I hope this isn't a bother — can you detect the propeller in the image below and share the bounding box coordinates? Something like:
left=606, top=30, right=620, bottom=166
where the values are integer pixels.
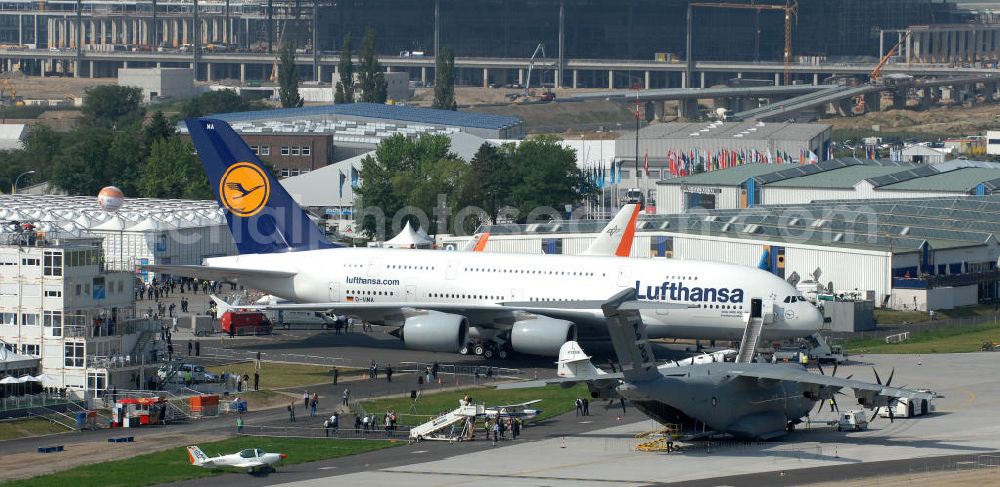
left=868, top=367, right=897, bottom=423
left=813, top=362, right=842, bottom=413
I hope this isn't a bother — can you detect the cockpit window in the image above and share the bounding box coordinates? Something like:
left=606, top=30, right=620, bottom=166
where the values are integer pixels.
left=239, top=449, right=255, bottom=458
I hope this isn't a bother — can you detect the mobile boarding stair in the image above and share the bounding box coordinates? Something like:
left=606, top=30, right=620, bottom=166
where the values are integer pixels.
left=735, top=298, right=771, bottom=363
left=409, top=404, right=483, bottom=442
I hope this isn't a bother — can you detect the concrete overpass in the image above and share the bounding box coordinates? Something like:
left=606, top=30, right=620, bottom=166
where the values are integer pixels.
left=2, top=46, right=999, bottom=89
left=732, top=75, right=998, bottom=122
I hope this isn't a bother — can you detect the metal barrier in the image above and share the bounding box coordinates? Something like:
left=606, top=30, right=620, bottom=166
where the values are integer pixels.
left=398, top=362, right=522, bottom=378
left=239, top=424, right=412, bottom=441
left=200, top=347, right=352, bottom=367
left=885, top=332, right=910, bottom=344
left=0, top=394, right=72, bottom=412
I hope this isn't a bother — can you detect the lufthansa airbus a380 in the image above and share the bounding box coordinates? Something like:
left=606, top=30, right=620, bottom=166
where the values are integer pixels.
left=146, top=118, right=823, bottom=358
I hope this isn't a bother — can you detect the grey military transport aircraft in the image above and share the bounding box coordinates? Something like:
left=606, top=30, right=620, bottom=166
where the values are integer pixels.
left=500, top=289, right=936, bottom=440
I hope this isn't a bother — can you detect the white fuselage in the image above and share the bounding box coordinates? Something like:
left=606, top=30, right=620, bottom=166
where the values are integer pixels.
left=207, top=247, right=823, bottom=341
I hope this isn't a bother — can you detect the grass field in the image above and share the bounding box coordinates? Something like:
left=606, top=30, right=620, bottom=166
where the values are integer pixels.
left=874, top=305, right=999, bottom=325
left=206, top=361, right=363, bottom=390
left=846, top=322, right=1000, bottom=354
left=0, top=436, right=399, bottom=487
left=356, top=383, right=589, bottom=427
left=0, top=417, right=72, bottom=441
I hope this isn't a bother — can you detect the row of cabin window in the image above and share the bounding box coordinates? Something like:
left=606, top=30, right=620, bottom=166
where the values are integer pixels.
left=388, top=265, right=435, bottom=270
left=464, top=267, right=599, bottom=277
left=429, top=293, right=502, bottom=301
left=347, top=290, right=396, bottom=296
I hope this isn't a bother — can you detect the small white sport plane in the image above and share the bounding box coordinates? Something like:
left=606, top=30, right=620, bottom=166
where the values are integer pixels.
left=483, top=399, right=543, bottom=421
left=187, top=445, right=286, bottom=473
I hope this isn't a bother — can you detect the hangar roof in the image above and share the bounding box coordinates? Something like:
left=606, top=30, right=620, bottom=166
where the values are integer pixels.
left=657, top=163, right=788, bottom=186
left=879, top=167, right=1000, bottom=192
left=209, top=103, right=523, bottom=131
left=478, top=195, right=1000, bottom=254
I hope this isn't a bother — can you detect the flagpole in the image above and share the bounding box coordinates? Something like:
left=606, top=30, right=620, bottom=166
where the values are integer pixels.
left=635, top=87, right=641, bottom=202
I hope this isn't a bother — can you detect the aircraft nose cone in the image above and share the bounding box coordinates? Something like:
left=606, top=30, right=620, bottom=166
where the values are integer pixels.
left=801, top=304, right=823, bottom=332
left=280, top=453, right=287, bottom=459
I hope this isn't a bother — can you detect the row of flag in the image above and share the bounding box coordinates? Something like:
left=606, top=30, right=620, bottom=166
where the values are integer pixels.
left=585, top=147, right=821, bottom=185
left=338, top=167, right=360, bottom=198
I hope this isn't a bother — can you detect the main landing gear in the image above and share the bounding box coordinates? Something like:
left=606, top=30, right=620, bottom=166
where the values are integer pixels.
left=459, top=340, right=511, bottom=359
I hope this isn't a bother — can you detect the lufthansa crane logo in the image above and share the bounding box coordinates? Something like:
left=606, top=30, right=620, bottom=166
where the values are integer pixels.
left=219, top=162, right=270, bottom=217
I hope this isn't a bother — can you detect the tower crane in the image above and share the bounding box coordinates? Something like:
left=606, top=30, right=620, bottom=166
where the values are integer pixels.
left=689, top=0, right=799, bottom=85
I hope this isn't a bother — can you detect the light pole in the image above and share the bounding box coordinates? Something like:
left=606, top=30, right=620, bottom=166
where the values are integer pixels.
left=12, top=170, right=35, bottom=194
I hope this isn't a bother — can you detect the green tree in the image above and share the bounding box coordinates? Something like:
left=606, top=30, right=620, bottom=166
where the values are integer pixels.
left=104, top=127, right=145, bottom=195
left=143, top=111, right=176, bottom=145
left=82, top=85, right=144, bottom=128
left=138, top=137, right=211, bottom=199
left=356, top=134, right=467, bottom=238
left=468, top=142, right=512, bottom=224
left=357, top=28, right=387, bottom=103
left=334, top=33, right=355, bottom=104
left=49, top=127, right=115, bottom=195
left=278, top=43, right=304, bottom=108
left=432, top=46, right=457, bottom=110
left=506, top=135, right=593, bottom=222
left=0, top=150, right=32, bottom=194
left=178, top=89, right=253, bottom=119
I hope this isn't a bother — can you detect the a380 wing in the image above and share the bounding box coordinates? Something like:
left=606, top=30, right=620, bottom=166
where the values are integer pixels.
left=727, top=367, right=936, bottom=407
left=213, top=300, right=687, bottom=332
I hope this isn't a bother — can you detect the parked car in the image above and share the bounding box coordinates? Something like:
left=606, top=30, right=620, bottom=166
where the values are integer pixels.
left=157, top=363, right=218, bottom=384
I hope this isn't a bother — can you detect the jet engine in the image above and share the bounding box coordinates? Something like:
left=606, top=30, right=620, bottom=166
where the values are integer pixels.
left=398, top=311, right=469, bottom=352
left=510, top=317, right=577, bottom=356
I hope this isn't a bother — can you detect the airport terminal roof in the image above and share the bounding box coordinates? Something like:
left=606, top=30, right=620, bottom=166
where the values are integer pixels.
left=0, top=195, right=225, bottom=239
left=208, top=103, right=523, bottom=131
left=478, top=195, right=1000, bottom=254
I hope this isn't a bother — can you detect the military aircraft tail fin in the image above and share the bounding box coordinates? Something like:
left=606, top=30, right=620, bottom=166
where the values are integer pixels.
left=556, top=341, right=606, bottom=379
left=601, top=289, right=660, bottom=383
left=187, top=446, right=209, bottom=466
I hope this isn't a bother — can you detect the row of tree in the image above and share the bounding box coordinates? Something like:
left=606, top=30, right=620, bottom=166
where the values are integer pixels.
left=333, top=28, right=388, bottom=104
left=1, top=85, right=267, bottom=198
left=355, top=134, right=594, bottom=237
left=326, top=29, right=457, bottom=110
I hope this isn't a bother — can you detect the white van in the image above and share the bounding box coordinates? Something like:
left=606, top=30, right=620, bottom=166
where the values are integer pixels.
left=837, top=410, right=868, bottom=431
left=256, top=295, right=336, bottom=328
